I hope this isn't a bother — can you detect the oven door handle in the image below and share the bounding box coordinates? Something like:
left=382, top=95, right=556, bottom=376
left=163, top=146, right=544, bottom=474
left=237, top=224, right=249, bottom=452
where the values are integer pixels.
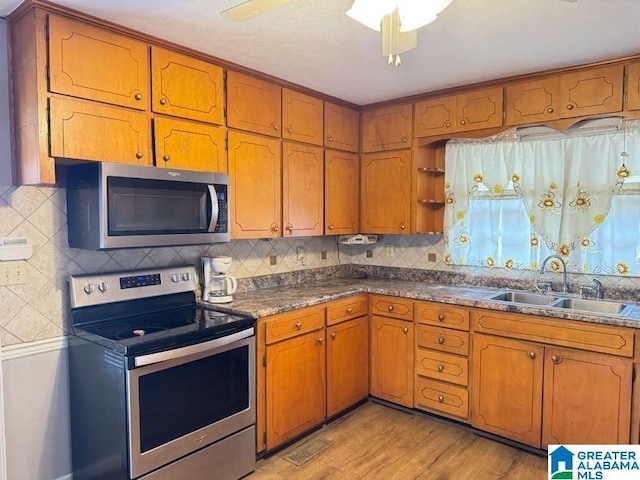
left=134, top=327, right=254, bottom=367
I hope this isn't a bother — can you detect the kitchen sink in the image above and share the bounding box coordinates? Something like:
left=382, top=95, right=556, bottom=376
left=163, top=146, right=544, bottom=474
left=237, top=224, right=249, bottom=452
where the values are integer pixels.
left=552, top=297, right=633, bottom=316
left=485, top=291, right=560, bottom=306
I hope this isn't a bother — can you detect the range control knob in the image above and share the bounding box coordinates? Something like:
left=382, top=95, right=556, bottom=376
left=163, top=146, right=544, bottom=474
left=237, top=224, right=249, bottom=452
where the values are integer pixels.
left=171, top=274, right=180, bottom=283
left=83, top=283, right=95, bottom=295
left=181, top=272, right=191, bottom=281
left=97, top=281, right=109, bottom=293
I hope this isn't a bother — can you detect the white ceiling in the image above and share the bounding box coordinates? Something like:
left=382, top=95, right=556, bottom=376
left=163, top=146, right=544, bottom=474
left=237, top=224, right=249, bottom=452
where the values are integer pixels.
left=2, top=0, right=640, bottom=106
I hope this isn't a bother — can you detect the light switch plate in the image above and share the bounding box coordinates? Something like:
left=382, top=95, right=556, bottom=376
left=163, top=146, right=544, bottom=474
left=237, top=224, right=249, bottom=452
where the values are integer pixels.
left=0, top=260, right=26, bottom=286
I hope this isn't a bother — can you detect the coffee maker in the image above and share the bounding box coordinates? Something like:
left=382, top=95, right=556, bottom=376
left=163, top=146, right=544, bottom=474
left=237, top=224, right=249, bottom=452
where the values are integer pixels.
left=202, top=256, right=238, bottom=303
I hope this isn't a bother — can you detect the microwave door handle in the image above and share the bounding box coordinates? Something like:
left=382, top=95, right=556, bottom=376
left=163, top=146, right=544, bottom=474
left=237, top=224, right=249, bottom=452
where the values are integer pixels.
left=134, top=327, right=254, bottom=367
left=207, top=185, right=219, bottom=232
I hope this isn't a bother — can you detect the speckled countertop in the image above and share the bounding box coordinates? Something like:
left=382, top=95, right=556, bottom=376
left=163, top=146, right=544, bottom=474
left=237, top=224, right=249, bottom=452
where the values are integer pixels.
left=202, top=276, right=640, bottom=329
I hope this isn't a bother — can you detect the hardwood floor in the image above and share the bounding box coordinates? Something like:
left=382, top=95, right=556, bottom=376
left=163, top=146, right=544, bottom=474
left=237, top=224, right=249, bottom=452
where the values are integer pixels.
left=251, top=401, right=548, bottom=479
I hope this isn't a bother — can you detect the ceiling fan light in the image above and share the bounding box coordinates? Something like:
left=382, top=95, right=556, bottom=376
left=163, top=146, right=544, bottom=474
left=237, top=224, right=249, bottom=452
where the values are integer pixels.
left=397, top=0, right=453, bottom=31
left=347, top=0, right=396, bottom=31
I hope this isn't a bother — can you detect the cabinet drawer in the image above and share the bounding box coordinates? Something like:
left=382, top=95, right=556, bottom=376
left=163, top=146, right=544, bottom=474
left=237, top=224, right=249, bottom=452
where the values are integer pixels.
left=370, top=295, right=413, bottom=320
left=416, top=324, right=469, bottom=355
left=326, top=295, right=369, bottom=326
left=415, top=376, right=468, bottom=420
left=415, top=302, right=469, bottom=331
left=416, top=349, right=468, bottom=386
left=264, top=305, right=325, bottom=344
left=471, top=309, right=634, bottom=357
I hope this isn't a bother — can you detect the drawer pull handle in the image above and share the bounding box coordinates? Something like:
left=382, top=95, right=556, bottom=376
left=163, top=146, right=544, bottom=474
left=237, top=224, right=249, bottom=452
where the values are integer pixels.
left=438, top=395, right=445, bottom=403
left=437, top=364, right=444, bottom=372
left=328, top=224, right=334, bottom=230
left=316, top=337, right=324, bottom=345
left=331, top=332, right=336, bottom=340
left=388, top=305, right=394, bottom=312
left=551, top=355, right=562, bottom=364
left=566, top=104, right=574, bottom=110
left=136, top=152, right=144, bottom=159
left=328, top=136, right=334, bottom=142
left=403, top=327, right=409, bottom=335
left=445, top=121, right=451, bottom=128
left=546, top=107, right=554, bottom=113
left=134, top=93, right=143, bottom=101
left=271, top=225, right=280, bottom=234
left=159, top=98, right=167, bottom=105
left=287, top=126, right=293, bottom=133
left=162, top=155, right=170, bottom=162
left=528, top=351, right=536, bottom=360
left=438, top=314, right=445, bottom=322
left=346, top=308, right=353, bottom=314
left=274, top=123, right=280, bottom=131
left=295, top=322, right=302, bottom=330
left=438, top=337, right=445, bottom=345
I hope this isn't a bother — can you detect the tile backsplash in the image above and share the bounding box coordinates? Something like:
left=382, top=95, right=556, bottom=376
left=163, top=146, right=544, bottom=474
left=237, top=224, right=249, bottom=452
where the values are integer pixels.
left=2, top=183, right=640, bottom=346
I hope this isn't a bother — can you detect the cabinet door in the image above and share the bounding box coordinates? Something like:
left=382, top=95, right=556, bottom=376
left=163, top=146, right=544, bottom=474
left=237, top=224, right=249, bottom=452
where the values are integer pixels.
left=282, top=89, right=323, bottom=146
left=282, top=142, right=324, bottom=237
left=361, top=150, right=411, bottom=234
left=48, top=15, right=149, bottom=110
left=266, top=330, right=326, bottom=450
left=471, top=334, right=543, bottom=448
left=542, top=347, right=632, bottom=448
left=226, top=71, right=281, bottom=137
left=154, top=117, right=226, bottom=172
left=370, top=315, right=414, bottom=408
left=327, top=317, right=369, bottom=417
left=228, top=131, right=281, bottom=239
left=151, top=47, right=224, bottom=125
left=362, top=104, right=412, bottom=152
left=626, top=62, right=640, bottom=111
left=456, top=87, right=504, bottom=132
left=560, top=65, right=624, bottom=118
left=324, top=150, right=359, bottom=235
left=324, top=102, right=359, bottom=152
left=505, top=77, right=561, bottom=125
left=49, top=96, right=151, bottom=165
left=414, top=96, right=456, bottom=137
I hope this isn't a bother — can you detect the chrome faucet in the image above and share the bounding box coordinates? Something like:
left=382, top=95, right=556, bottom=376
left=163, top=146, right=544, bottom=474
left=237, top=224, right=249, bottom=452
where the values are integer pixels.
left=540, top=255, right=568, bottom=293
left=592, top=278, right=604, bottom=300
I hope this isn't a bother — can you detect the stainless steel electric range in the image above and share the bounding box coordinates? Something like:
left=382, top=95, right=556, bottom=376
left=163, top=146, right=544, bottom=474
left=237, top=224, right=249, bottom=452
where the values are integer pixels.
left=68, top=265, right=255, bottom=480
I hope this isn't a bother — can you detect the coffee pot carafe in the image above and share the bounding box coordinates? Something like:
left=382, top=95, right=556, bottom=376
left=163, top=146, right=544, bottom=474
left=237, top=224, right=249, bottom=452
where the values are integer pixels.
left=202, top=256, right=237, bottom=303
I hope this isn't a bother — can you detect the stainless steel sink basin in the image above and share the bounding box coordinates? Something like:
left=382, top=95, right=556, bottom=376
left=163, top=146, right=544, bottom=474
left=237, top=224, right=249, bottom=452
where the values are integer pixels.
left=485, top=291, right=559, bottom=306
left=552, top=297, right=633, bottom=316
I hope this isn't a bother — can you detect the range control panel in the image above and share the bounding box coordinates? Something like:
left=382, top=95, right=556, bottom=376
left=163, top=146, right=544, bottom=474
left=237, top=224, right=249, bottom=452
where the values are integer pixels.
left=69, top=266, right=198, bottom=309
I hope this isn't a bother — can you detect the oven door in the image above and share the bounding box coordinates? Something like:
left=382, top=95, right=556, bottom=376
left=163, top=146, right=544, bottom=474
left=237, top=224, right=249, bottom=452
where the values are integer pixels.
left=127, top=328, right=255, bottom=479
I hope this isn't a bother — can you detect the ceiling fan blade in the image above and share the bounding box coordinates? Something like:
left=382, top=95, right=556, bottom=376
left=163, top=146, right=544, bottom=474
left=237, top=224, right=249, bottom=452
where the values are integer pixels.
left=221, top=0, right=293, bottom=21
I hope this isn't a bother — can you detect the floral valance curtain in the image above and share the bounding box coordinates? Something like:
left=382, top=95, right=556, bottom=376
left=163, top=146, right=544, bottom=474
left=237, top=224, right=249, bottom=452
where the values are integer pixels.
left=444, top=121, right=640, bottom=274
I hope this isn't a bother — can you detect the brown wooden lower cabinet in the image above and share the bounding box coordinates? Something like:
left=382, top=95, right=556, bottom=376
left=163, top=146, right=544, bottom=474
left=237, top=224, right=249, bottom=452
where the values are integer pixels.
left=471, top=332, right=632, bottom=449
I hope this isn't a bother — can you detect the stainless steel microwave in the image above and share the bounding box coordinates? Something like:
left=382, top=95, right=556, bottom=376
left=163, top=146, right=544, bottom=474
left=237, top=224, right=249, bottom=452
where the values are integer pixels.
left=65, top=162, right=230, bottom=249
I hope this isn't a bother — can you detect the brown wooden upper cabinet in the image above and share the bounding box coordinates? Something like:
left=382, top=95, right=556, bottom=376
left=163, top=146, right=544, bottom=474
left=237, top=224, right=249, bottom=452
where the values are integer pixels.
left=282, top=141, right=324, bottom=237
left=282, top=89, right=324, bottom=146
left=153, top=117, right=226, bottom=172
left=414, top=87, right=503, bottom=137
left=226, top=71, right=282, bottom=137
left=151, top=47, right=224, bottom=125
left=325, top=150, right=359, bottom=235
left=506, top=65, right=624, bottom=125
left=362, top=104, right=412, bottom=152
left=324, top=102, right=360, bottom=152
left=48, top=15, right=149, bottom=110
left=361, top=150, right=411, bottom=234
left=626, top=61, right=640, bottom=111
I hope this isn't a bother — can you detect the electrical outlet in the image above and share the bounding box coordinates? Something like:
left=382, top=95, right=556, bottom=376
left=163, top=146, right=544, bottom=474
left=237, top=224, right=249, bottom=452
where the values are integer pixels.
left=428, top=253, right=437, bottom=263
left=321, top=251, right=327, bottom=260
left=269, top=255, right=277, bottom=266
left=296, top=246, right=306, bottom=261
left=0, top=260, right=26, bottom=286
left=366, top=250, right=373, bottom=258
left=385, top=244, right=393, bottom=256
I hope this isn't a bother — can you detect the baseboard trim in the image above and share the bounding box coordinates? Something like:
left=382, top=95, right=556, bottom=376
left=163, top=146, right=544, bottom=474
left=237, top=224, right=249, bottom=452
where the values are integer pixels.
left=1, top=336, right=68, bottom=362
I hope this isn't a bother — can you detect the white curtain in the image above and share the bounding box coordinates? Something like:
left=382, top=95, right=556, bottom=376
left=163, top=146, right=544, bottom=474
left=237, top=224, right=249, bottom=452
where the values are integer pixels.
left=444, top=121, right=640, bottom=274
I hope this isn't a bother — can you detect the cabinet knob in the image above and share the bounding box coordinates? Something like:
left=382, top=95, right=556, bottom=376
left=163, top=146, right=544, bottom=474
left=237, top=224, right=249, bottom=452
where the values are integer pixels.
left=295, top=322, right=302, bottom=330
left=274, top=123, right=280, bottom=131
left=566, top=104, right=574, bottom=110
left=346, top=308, right=353, bottom=314
left=438, top=395, right=445, bottom=403
left=460, top=119, right=466, bottom=125
left=445, top=121, right=451, bottom=128
left=316, top=337, right=324, bottom=345
left=438, top=336, right=445, bottom=344
left=437, top=364, right=444, bottom=372
left=331, top=332, right=336, bottom=340
left=401, top=136, right=407, bottom=143
left=400, top=223, right=406, bottom=230
left=438, top=314, right=445, bottom=322
left=286, top=223, right=294, bottom=233
left=328, top=224, right=334, bottom=230
left=551, top=355, right=562, bottom=364
left=328, top=136, right=334, bottom=142
left=134, top=93, right=142, bottom=101
left=546, top=107, right=554, bottom=113
left=528, top=351, right=536, bottom=360
left=136, top=152, right=144, bottom=159
left=287, top=126, right=293, bottom=133
left=163, top=155, right=170, bottom=162
left=388, top=305, right=394, bottom=312
left=271, top=225, right=280, bottom=233
left=403, top=327, right=409, bottom=335
left=159, top=98, right=167, bottom=105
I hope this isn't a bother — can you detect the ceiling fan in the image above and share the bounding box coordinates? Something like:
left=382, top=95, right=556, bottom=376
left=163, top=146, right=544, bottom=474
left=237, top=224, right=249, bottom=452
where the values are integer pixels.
left=221, top=0, right=292, bottom=21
